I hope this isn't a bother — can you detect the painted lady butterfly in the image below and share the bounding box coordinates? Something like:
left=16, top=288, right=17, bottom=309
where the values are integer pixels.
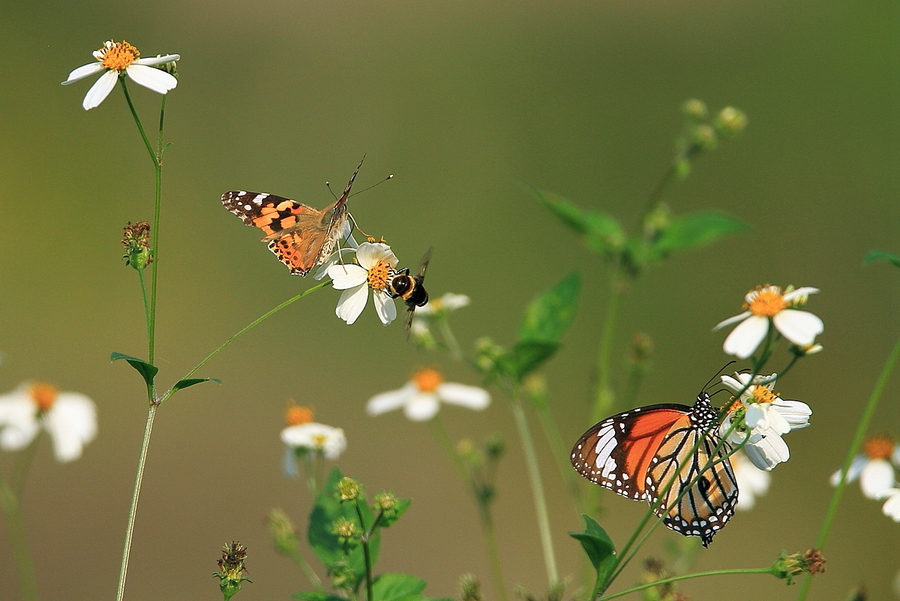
left=222, top=159, right=363, bottom=276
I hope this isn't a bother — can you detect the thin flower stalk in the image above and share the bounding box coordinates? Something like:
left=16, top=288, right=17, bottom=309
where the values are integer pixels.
left=598, top=567, right=774, bottom=601
left=509, top=387, right=558, bottom=585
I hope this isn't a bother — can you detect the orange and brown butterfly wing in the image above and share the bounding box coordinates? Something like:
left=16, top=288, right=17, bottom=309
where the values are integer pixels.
left=222, top=191, right=332, bottom=276
left=570, top=404, right=692, bottom=501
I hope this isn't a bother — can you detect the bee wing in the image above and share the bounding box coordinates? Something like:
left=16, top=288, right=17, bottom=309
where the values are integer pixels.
left=405, top=246, right=434, bottom=338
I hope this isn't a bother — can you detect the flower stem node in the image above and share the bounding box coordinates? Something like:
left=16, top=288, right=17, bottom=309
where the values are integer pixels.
left=337, top=477, right=360, bottom=501
left=213, top=542, right=251, bottom=601
left=770, top=549, right=825, bottom=585
left=122, top=221, right=153, bottom=270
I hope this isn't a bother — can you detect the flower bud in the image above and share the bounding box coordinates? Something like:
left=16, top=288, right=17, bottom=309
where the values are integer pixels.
left=715, top=107, right=748, bottom=138
left=121, top=221, right=152, bottom=270
left=681, top=98, right=709, bottom=121
left=770, top=549, right=826, bottom=585
left=213, top=542, right=251, bottom=600
left=337, top=477, right=359, bottom=501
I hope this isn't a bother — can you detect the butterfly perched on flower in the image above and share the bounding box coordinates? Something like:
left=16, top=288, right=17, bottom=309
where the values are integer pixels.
left=570, top=392, right=738, bottom=547
left=221, top=158, right=364, bottom=276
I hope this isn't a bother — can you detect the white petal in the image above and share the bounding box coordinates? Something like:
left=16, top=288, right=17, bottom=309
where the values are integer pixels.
left=315, top=247, right=357, bottom=280
left=403, top=393, right=441, bottom=421
left=860, top=459, right=895, bottom=499
left=373, top=293, right=397, bottom=325
left=367, top=383, right=415, bottom=416
left=124, top=64, right=178, bottom=94
left=62, top=62, right=105, bottom=85
left=722, top=315, right=769, bottom=359
left=436, top=383, right=490, bottom=411
left=43, top=394, right=97, bottom=462
left=734, top=453, right=771, bottom=510
left=745, top=430, right=790, bottom=471
left=282, top=446, right=299, bottom=478
left=327, top=263, right=367, bottom=289
left=0, top=393, right=40, bottom=451
left=135, top=53, right=181, bottom=66
left=714, top=311, right=752, bottom=331
left=882, top=490, right=900, bottom=521
left=772, top=400, right=812, bottom=429
left=772, top=310, right=824, bottom=346
left=355, top=242, right=398, bottom=270
left=782, top=287, right=820, bottom=303
left=335, top=284, right=368, bottom=324
left=82, top=70, right=119, bottom=110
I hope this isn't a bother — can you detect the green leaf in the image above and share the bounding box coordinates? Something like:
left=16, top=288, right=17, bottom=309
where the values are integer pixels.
left=110, top=352, right=158, bottom=388
left=377, top=498, right=411, bottom=528
left=372, top=573, right=427, bottom=601
left=863, top=249, right=900, bottom=267
left=532, top=188, right=625, bottom=255
left=650, top=211, right=748, bottom=258
left=519, top=271, right=581, bottom=344
left=307, top=469, right=381, bottom=591
left=510, top=340, right=560, bottom=380
left=171, top=377, right=222, bottom=393
left=569, top=515, right=617, bottom=586
left=292, top=593, right=351, bottom=601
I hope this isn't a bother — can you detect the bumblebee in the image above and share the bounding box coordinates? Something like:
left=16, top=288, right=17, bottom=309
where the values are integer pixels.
left=388, top=246, right=432, bottom=332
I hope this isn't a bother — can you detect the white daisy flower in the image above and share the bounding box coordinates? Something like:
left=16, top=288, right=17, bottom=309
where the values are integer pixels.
left=0, top=382, right=97, bottom=463
left=62, top=40, right=180, bottom=110
left=719, top=372, right=811, bottom=471
left=830, top=434, right=900, bottom=499
left=327, top=242, right=399, bottom=325
left=714, top=285, right=823, bottom=359
left=367, top=368, right=490, bottom=422
left=280, top=404, right=346, bottom=477
left=733, top=450, right=771, bottom=510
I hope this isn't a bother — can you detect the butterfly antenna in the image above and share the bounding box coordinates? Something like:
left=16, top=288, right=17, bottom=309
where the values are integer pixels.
left=703, top=360, right=737, bottom=392
left=350, top=173, right=393, bottom=198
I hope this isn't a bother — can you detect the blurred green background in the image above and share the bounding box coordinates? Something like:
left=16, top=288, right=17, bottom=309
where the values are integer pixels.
left=0, top=0, right=897, bottom=599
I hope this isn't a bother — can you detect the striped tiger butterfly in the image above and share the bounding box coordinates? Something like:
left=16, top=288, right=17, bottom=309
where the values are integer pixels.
left=570, top=392, right=738, bottom=547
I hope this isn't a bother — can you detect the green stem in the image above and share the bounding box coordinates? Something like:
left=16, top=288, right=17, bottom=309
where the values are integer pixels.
left=116, top=404, right=158, bottom=601
left=0, top=476, right=39, bottom=601
left=438, top=319, right=464, bottom=362
left=598, top=567, right=773, bottom=600
left=159, top=282, right=330, bottom=403
left=795, top=336, right=900, bottom=601
left=591, top=274, right=623, bottom=423
left=355, top=503, right=378, bottom=601
left=137, top=269, right=151, bottom=350
left=510, top=389, right=558, bottom=585
left=119, top=79, right=163, bottom=365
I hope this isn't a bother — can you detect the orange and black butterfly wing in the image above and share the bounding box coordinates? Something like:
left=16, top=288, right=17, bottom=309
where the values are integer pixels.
left=570, top=404, right=692, bottom=501
left=645, top=394, right=739, bottom=547
left=221, top=158, right=363, bottom=276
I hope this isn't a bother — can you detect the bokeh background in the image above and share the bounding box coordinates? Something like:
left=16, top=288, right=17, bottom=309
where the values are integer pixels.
left=0, top=0, right=897, bottom=599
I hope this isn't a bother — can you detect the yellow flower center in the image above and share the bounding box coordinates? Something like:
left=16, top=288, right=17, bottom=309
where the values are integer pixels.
left=285, top=404, right=314, bottom=425
left=312, top=434, right=327, bottom=447
left=413, top=368, right=443, bottom=392
left=98, top=40, right=140, bottom=72
left=751, top=386, right=778, bottom=404
left=28, top=383, right=58, bottom=412
left=863, top=435, right=894, bottom=460
left=367, top=260, right=392, bottom=291
left=747, top=285, right=788, bottom=317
